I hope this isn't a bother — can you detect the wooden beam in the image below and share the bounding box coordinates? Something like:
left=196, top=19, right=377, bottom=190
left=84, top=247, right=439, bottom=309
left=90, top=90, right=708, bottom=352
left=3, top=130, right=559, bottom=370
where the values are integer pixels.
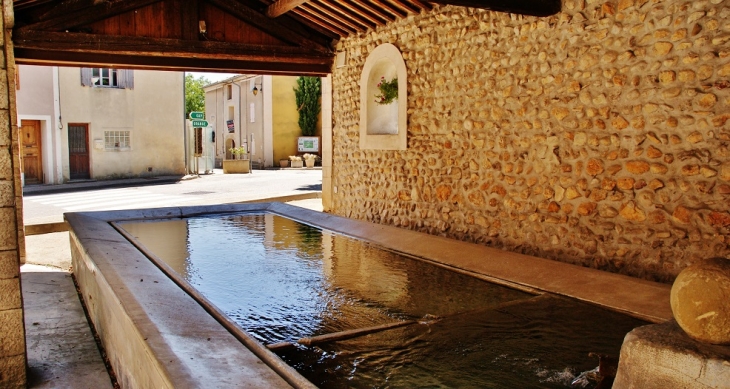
left=291, top=8, right=351, bottom=37
left=267, top=0, right=311, bottom=18
left=387, top=0, right=421, bottom=14
left=296, top=5, right=357, bottom=35
left=181, top=0, right=199, bottom=41
left=206, top=0, right=332, bottom=53
left=14, top=49, right=332, bottom=76
left=366, top=0, right=407, bottom=18
left=343, top=0, right=394, bottom=23
left=17, top=0, right=162, bottom=31
left=316, top=0, right=377, bottom=29
left=428, top=0, right=561, bottom=17
left=13, top=30, right=333, bottom=64
left=331, top=0, right=389, bottom=25
left=305, top=1, right=365, bottom=32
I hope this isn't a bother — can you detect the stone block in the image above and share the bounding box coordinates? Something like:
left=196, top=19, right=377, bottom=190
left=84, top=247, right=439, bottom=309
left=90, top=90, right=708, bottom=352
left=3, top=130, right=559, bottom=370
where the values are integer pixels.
left=0, top=208, right=16, bottom=251
left=0, top=147, right=11, bottom=181
left=0, top=354, right=25, bottom=389
left=0, top=250, right=18, bottom=279
left=0, top=70, right=6, bottom=110
left=0, top=180, right=12, bottom=206
left=614, top=321, right=730, bottom=389
left=0, top=309, right=24, bottom=355
left=0, top=278, right=19, bottom=310
left=0, top=110, right=9, bottom=147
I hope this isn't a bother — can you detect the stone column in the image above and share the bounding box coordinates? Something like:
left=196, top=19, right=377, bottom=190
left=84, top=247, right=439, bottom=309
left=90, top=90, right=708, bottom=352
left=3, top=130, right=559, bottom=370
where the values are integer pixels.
left=321, top=74, right=333, bottom=212
left=0, top=1, right=27, bottom=387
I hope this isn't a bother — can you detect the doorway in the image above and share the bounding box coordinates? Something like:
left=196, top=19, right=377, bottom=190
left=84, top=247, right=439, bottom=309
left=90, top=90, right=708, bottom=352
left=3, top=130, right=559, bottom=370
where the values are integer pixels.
left=68, top=124, right=90, bottom=180
left=21, top=120, right=43, bottom=185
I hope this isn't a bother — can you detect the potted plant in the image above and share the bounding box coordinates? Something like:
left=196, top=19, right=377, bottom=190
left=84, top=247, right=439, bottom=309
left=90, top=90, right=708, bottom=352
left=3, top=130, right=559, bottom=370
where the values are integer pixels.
left=303, top=153, right=317, bottom=168
left=375, top=76, right=398, bottom=105
left=289, top=155, right=303, bottom=168
left=223, top=146, right=250, bottom=173
left=279, top=158, right=290, bottom=168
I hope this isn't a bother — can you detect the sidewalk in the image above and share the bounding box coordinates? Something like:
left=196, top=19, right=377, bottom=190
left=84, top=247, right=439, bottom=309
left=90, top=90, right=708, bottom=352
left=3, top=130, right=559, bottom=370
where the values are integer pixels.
left=21, top=197, right=323, bottom=388
left=23, top=175, right=185, bottom=196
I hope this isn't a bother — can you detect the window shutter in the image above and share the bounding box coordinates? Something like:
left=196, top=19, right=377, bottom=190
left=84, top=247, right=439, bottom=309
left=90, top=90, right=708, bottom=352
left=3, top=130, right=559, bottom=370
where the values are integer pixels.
left=80, top=68, right=92, bottom=86
left=119, top=69, right=134, bottom=89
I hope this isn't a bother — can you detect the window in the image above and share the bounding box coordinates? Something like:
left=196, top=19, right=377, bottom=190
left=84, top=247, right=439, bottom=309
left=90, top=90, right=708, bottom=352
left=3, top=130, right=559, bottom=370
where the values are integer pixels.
left=104, top=131, right=130, bottom=150
left=227, top=84, right=233, bottom=100
left=93, top=68, right=118, bottom=87
left=80, top=68, right=134, bottom=89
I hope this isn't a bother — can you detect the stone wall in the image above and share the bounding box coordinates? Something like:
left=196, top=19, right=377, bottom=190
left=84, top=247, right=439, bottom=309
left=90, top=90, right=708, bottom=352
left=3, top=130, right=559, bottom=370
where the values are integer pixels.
left=0, top=1, right=26, bottom=387
left=331, top=0, right=730, bottom=282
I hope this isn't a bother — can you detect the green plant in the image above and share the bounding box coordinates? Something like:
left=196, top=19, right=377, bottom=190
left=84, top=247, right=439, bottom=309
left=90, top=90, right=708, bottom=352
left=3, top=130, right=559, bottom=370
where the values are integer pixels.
left=294, top=77, right=321, bottom=136
left=302, top=153, right=317, bottom=161
left=228, top=146, right=246, bottom=158
left=185, top=74, right=209, bottom=118
left=375, top=76, right=398, bottom=105
left=289, top=155, right=302, bottom=161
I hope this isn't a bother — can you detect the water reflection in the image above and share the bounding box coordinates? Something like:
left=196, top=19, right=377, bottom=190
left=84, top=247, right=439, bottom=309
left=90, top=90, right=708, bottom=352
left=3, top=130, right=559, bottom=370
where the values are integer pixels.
left=120, top=213, right=645, bottom=388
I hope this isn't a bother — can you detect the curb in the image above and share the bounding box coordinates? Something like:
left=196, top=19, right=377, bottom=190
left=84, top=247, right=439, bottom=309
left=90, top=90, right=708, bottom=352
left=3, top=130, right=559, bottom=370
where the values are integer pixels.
left=23, top=176, right=184, bottom=196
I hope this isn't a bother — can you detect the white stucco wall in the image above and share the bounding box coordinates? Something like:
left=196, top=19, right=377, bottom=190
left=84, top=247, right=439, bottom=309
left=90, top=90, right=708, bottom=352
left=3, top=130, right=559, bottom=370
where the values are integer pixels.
left=59, top=68, right=185, bottom=180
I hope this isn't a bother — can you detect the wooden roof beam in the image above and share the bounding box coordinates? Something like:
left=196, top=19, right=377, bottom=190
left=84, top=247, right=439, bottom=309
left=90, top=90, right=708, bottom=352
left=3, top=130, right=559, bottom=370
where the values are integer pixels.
left=207, top=0, right=333, bottom=53
left=13, top=29, right=334, bottom=64
left=292, top=8, right=351, bottom=36
left=296, top=5, right=358, bottom=35
left=365, top=0, right=407, bottom=19
left=267, top=0, right=312, bottom=18
left=318, top=0, right=381, bottom=28
left=343, top=0, right=394, bottom=23
left=387, top=0, right=421, bottom=14
left=306, top=1, right=368, bottom=31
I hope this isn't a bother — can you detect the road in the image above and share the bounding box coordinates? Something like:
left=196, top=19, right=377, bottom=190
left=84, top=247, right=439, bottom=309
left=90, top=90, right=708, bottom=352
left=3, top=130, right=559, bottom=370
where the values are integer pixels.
left=22, top=169, right=323, bottom=225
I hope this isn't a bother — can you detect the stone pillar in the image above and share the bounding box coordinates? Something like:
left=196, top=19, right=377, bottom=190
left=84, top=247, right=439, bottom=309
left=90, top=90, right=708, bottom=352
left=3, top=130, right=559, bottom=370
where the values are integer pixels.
left=321, top=74, right=333, bottom=212
left=0, top=1, right=27, bottom=387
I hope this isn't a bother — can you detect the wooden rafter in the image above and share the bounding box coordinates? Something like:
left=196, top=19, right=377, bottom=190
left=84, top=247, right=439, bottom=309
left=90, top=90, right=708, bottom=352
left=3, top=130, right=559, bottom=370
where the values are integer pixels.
left=367, top=0, right=407, bottom=19
left=343, top=0, right=395, bottom=23
left=387, top=0, right=420, bottom=14
left=327, top=0, right=388, bottom=25
left=297, top=5, right=357, bottom=34
left=306, top=1, right=365, bottom=31
left=267, top=0, right=311, bottom=18
left=206, top=0, right=332, bottom=53
left=291, top=8, right=351, bottom=36
left=316, top=0, right=377, bottom=29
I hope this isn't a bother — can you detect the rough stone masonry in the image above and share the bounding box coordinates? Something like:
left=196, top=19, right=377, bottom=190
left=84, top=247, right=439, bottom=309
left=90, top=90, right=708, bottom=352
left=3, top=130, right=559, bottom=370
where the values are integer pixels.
left=0, top=0, right=27, bottom=387
left=331, top=0, right=730, bottom=283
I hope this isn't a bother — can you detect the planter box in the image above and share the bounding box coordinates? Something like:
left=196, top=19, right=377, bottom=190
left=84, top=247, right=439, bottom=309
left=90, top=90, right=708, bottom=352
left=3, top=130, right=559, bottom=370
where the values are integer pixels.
left=290, top=160, right=303, bottom=168
left=222, top=159, right=250, bottom=174
left=305, top=159, right=315, bottom=168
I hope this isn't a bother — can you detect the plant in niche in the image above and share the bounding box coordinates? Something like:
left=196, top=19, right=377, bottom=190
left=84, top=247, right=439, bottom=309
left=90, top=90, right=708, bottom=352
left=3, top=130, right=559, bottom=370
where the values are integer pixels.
left=374, top=76, right=398, bottom=105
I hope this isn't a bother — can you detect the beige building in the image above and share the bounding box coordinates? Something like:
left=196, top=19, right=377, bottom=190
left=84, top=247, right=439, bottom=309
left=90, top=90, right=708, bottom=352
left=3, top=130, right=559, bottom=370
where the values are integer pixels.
left=205, top=75, right=322, bottom=168
left=16, top=65, right=185, bottom=184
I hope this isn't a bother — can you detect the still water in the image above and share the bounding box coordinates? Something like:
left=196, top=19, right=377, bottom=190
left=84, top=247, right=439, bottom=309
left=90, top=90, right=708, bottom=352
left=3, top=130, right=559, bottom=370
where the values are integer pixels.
left=121, top=213, right=645, bottom=388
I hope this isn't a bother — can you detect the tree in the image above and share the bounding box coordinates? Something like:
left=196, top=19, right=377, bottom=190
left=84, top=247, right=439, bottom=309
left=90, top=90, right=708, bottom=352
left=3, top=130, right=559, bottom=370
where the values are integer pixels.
left=294, top=76, right=321, bottom=136
left=185, top=74, right=209, bottom=118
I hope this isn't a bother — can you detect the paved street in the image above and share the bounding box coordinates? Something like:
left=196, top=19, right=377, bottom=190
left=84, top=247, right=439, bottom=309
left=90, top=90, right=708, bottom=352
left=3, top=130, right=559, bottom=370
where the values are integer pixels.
left=22, top=169, right=323, bottom=224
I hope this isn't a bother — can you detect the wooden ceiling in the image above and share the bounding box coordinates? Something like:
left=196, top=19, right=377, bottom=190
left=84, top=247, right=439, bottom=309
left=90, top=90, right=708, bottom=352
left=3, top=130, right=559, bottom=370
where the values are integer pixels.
left=11, top=0, right=560, bottom=76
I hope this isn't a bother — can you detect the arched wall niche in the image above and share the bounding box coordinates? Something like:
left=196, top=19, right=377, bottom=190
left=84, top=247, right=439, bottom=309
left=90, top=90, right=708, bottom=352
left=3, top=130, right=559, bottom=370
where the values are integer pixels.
left=359, top=43, right=407, bottom=150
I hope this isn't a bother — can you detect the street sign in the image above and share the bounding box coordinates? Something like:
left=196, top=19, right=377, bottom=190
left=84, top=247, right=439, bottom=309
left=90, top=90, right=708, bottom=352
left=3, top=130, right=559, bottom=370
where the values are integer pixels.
left=189, top=112, right=204, bottom=120
left=192, top=120, right=209, bottom=127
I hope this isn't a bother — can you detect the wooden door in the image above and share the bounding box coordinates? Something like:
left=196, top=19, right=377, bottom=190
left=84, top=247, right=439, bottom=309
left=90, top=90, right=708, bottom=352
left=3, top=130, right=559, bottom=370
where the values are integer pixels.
left=21, top=120, right=43, bottom=184
left=68, top=124, right=90, bottom=180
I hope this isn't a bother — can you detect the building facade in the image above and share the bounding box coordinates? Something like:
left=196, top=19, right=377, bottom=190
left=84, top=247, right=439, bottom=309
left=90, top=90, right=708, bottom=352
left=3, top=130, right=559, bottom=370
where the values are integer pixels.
left=16, top=65, right=185, bottom=184
left=205, top=75, right=322, bottom=168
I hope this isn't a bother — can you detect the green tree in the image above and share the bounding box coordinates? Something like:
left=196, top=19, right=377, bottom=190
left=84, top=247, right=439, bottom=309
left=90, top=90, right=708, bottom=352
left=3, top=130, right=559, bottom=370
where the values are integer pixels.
left=294, top=76, right=321, bottom=136
left=185, top=74, right=209, bottom=118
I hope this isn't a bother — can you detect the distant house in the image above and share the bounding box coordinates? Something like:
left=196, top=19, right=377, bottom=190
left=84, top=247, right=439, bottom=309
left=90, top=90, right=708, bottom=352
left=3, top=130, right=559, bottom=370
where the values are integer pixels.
left=16, top=65, right=185, bottom=184
left=204, top=75, right=321, bottom=168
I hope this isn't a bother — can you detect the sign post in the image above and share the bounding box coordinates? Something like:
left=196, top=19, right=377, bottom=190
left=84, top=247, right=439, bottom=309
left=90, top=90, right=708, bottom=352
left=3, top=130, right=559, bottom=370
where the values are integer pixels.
left=189, top=112, right=205, bottom=120
left=191, top=120, right=209, bottom=127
